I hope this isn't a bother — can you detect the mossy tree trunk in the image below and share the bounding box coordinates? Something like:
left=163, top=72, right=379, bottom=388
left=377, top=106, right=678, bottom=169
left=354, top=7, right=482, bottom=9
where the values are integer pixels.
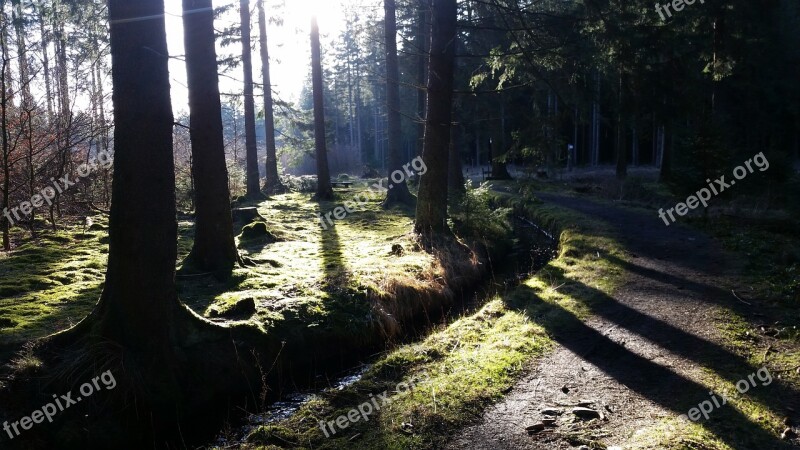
left=382, top=0, right=414, bottom=207
left=414, top=0, right=457, bottom=238
left=310, top=16, right=334, bottom=201
left=182, top=0, right=240, bottom=276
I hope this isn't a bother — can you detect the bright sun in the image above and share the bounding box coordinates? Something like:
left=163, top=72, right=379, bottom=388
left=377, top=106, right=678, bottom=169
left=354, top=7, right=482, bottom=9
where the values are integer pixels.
left=163, top=0, right=351, bottom=112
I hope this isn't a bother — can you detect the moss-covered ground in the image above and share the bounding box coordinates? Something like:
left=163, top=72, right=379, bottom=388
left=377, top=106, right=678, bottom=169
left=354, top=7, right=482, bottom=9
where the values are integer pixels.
left=243, top=190, right=628, bottom=449
left=0, top=185, right=464, bottom=364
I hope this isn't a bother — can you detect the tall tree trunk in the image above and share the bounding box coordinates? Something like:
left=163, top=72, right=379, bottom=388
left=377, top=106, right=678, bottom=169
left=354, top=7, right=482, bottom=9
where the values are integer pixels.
left=414, top=0, right=457, bottom=238
left=183, top=0, right=240, bottom=276
left=310, top=16, right=334, bottom=200
left=616, top=71, right=627, bottom=180
left=13, top=0, right=36, bottom=235
left=100, top=0, right=182, bottom=351
left=591, top=71, right=600, bottom=166
left=660, top=127, right=672, bottom=182
left=416, top=0, right=430, bottom=158
left=1, top=18, right=10, bottom=251
left=383, top=0, right=413, bottom=206
left=1, top=12, right=12, bottom=103
left=54, top=7, right=69, bottom=119
left=448, top=122, right=465, bottom=198
left=258, top=0, right=286, bottom=194
left=12, top=0, right=31, bottom=108
left=240, top=0, right=261, bottom=198
left=37, top=1, right=53, bottom=122
left=490, top=99, right=512, bottom=179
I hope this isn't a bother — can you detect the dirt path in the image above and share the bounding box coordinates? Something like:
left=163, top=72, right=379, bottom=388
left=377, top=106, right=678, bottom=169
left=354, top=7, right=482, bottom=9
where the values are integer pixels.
left=447, top=193, right=799, bottom=449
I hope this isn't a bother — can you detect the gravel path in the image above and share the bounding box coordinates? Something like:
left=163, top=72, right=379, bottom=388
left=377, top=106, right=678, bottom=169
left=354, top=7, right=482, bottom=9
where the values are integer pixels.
left=447, top=193, right=798, bottom=449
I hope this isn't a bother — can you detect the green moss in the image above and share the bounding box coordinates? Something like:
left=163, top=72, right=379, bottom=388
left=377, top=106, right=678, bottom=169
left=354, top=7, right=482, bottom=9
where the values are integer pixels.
left=0, top=218, right=109, bottom=345
left=246, top=196, right=628, bottom=449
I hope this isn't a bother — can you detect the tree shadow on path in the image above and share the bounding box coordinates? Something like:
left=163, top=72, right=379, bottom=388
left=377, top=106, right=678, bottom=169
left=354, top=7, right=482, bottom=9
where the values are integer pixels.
left=507, top=193, right=799, bottom=448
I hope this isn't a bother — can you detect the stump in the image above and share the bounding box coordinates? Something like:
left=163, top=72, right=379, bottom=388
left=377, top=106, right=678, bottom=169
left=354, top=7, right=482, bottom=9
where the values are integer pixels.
left=239, top=222, right=279, bottom=243
left=232, top=207, right=265, bottom=224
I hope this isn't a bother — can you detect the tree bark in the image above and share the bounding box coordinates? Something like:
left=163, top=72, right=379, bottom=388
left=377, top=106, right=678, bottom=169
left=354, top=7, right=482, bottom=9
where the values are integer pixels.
left=448, top=122, right=465, bottom=198
left=35, top=5, right=52, bottom=122
left=660, top=127, right=672, bottom=182
left=99, top=0, right=183, bottom=351
left=416, top=0, right=430, bottom=158
left=310, top=16, right=334, bottom=200
left=616, top=71, right=627, bottom=180
left=1, top=17, right=10, bottom=251
left=240, top=0, right=262, bottom=198
left=382, top=0, right=414, bottom=207
left=257, top=0, right=286, bottom=194
left=414, top=0, right=457, bottom=238
left=182, top=0, right=240, bottom=276
left=490, top=100, right=512, bottom=179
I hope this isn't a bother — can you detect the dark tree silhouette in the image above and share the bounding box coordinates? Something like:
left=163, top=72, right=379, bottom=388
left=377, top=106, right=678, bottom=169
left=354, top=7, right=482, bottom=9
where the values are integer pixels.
left=258, top=0, right=286, bottom=194
left=310, top=16, right=334, bottom=201
left=182, top=0, right=240, bottom=276
left=33, top=2, right=258, bottom=444
left=448, top=123, right=465, bottom=198
left=100, top=0, right=183, bottom=352
left=240, top=0, right=262, bottom=198
left=382, top=0, right=414, bottom=207
left=415, top=0, right=457, bottom=237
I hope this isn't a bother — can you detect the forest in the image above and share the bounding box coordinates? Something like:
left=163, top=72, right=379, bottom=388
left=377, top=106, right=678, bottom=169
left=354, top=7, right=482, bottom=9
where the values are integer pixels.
left=0, top=0, right=798, bottom=448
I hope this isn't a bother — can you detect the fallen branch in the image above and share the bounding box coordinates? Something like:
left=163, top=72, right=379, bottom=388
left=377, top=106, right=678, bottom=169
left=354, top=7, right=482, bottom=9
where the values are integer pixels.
left=732, top=290, right=752, bottom=306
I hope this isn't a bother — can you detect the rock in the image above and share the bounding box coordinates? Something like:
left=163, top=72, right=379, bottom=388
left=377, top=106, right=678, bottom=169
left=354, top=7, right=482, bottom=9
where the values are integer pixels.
left=571, top=407, right=601, bottom=420
left=540, top=408, right=564, bottom=416
left=211, top=297, right=257, bottom=319
left=541, top=417, right=558, bottom=426
left=231, top=297, right=256, bottom=315
left=525, top=423, right=546, bottom=434
left=782, top=428, right=797, bottom=440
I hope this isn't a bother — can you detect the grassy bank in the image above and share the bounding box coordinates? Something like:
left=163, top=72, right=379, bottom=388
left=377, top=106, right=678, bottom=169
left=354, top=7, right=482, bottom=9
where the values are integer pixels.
left=0, top=187, right=484, bottom=394
left=244, top=195, right=629, bottom=449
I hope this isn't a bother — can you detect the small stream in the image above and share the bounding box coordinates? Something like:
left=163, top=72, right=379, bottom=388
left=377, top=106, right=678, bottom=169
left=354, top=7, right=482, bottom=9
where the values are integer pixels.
left=211, top=214, right=558, bottom=448
left=211, top=365, right=371, bottom=448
